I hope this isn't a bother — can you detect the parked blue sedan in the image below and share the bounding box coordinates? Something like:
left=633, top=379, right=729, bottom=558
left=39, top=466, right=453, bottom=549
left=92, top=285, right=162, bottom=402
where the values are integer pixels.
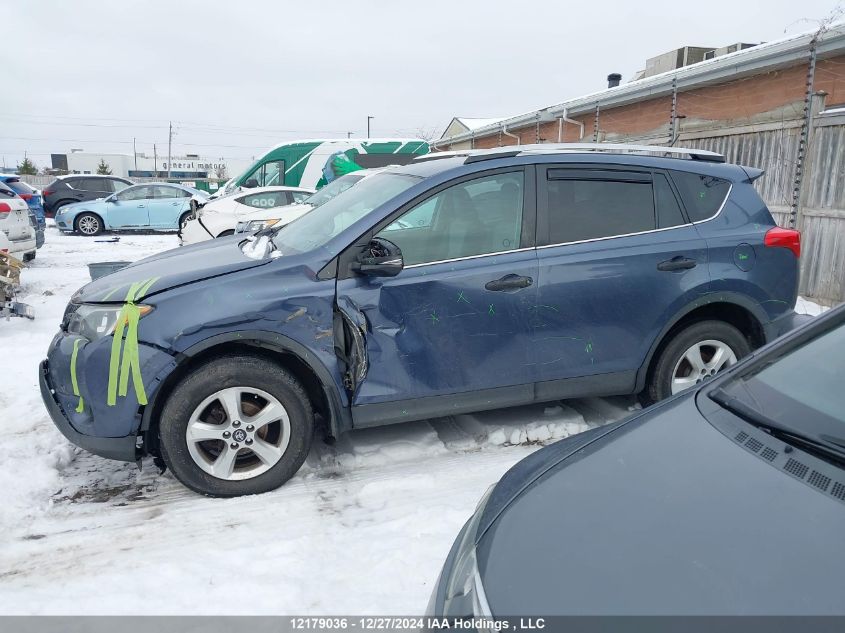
left=55, top=182, right=208, bottom=235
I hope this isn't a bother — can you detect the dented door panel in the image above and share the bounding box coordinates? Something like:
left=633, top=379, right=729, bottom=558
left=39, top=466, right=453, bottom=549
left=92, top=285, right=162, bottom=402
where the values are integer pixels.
left=336, top=250, right=539, bottom=417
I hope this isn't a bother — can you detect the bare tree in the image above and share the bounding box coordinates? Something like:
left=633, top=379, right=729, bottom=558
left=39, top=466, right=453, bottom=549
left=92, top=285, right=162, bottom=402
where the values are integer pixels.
left=214, top=164, right=228, bottom=179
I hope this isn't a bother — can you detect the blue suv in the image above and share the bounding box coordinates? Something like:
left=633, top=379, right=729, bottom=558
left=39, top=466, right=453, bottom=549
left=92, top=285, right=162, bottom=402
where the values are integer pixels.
left=40, top=144, right=803, bottom=496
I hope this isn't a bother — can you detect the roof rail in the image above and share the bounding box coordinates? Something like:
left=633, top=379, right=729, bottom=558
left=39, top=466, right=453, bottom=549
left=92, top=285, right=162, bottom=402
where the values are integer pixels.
left=456, top=143, right=725, bottom=164
left=413, top=150, right=474, bottom=162
left=523, top=143, right=725, bottom=162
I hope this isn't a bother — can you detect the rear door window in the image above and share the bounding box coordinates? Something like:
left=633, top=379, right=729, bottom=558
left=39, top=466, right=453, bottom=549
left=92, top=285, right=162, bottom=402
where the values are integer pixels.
left=153, top=185, right=189, bottom=199
left=670, top=171, right=731, bottom=222
left=77, top=178, right=112, bottom=193
left=543, top=169, right=655, bottom=244
left=654, top=173, right=687, bottom=228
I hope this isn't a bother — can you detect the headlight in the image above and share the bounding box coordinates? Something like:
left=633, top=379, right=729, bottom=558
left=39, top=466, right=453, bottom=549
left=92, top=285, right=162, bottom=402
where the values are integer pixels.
left=442, top=486, right=495, bottom=618
left=66, top=303, right=153, bottom=341
left=248, top=219, right=280, bottom=232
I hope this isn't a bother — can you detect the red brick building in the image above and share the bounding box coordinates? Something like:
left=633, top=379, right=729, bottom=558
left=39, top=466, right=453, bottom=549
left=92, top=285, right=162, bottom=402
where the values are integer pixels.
left=435, top=28, right=845, bottom=151
left=434, top=26, right=845, bottom=304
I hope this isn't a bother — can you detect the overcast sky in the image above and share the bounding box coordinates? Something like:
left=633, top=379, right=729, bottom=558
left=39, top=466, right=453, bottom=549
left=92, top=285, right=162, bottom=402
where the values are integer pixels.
left=3, top=0, right=842, bottom=170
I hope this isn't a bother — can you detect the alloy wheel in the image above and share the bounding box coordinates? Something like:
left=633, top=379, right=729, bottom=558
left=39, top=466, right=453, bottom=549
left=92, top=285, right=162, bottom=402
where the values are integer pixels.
left=185, top=386, right=291, bottom=481
left=77, top=215, right=100, bottom=235
left=670, top=339, right=737, bottom=395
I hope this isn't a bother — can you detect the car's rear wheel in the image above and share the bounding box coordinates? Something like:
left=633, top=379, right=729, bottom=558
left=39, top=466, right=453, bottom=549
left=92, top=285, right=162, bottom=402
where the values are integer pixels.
left=217, top=229, right=235, bottom=237
left=646, top=320, right=750, bottom=403
left=158, top=355, right=313, bottom=497
left=178, top=212, right=191, bottom=229
left=75, top=213, right=103, bottom=236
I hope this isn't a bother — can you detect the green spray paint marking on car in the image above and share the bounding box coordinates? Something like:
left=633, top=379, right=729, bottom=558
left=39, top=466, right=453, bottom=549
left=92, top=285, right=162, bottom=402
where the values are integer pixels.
left=107, top=277, right=159, bottom=406
left=70, top=338, right=85, bottom=413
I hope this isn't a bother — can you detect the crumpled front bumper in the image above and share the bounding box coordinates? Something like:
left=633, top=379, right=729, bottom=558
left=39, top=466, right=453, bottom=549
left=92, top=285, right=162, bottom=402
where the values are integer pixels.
left=40, top=329, right=178, bottom=462
left=40, top=359, right=139, bottom=462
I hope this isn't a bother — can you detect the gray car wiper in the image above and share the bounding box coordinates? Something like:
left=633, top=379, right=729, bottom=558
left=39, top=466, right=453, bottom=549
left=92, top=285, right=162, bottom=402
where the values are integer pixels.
left=710, top=387, right=845, bottom=466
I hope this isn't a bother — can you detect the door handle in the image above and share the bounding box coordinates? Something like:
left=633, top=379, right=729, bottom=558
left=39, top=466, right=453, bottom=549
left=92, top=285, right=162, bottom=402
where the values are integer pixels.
left=657, top=256, right=697, bottom=272
left=171, top=202, right=179, bottom=205
left=137, top=205, right=146, bottom=208
left=485, top=274, right=533, bottom=292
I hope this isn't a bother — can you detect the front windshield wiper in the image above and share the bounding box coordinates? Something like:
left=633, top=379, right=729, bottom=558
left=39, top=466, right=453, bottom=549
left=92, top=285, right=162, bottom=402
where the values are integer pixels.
left=710, top=387, right=845, bottom=466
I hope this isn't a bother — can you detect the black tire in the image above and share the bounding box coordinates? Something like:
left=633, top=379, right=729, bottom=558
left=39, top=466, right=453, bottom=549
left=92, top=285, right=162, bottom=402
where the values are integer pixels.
left=50, top=199, right=73, bottom=217
left=217, top=229, right=235, bottom=237
left=178, top=212, right=191, bottom=229
left=23, top=251, right=35, bottom=262
left=158, top=354, right=313, bottom=497
left=75, top=212, right=103, bottom=236
left=645, top=320, right=751, bottom=404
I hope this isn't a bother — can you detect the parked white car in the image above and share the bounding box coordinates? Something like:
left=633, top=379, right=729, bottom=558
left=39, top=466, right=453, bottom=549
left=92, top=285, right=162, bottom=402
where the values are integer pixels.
left=232, top=170, right=381, bottom=235
left=0, top=182, right=36, bottom=261
left=179, top=185, right=313, bottom=245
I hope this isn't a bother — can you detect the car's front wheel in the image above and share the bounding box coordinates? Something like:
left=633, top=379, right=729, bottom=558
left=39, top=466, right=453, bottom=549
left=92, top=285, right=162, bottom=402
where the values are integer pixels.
left=217, top=229, right=235, bottom=238
left=158, top=355, right=313, bottom=497
left=646, top=320, right=751, bottom=403
left=75, top=213, right=103, bottom=236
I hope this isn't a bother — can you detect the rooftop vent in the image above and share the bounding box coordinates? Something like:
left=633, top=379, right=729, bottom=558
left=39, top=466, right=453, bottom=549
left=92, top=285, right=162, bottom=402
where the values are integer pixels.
left=607, top=73, right=622, bottom=88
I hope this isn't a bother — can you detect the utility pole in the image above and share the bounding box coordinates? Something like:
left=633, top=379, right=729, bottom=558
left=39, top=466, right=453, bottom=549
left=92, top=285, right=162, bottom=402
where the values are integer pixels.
left=367, top=116, right=374, bottom=138
left=347, top=131, right=353, bottom=138
left=133, top=138, right=138, bottom=172
left=167, top=121, right=173, bottom=180
left=153, top=144, right=157, bottom=177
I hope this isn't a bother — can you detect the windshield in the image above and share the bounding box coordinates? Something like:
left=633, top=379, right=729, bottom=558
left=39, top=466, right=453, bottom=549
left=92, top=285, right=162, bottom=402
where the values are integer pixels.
left=303, top=173, right=365, bottom=208
left=713, top=315, right=845, bottom=462
left=270, top=173, right=419, bottom=255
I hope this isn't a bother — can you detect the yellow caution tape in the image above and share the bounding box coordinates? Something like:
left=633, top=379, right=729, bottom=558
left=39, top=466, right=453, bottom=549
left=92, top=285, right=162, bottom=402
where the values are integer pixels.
left=107, top=277, right=159, bottom=406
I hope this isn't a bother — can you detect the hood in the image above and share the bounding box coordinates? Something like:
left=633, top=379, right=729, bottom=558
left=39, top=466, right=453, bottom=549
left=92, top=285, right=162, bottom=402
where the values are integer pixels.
left=73, top=235, right=270, bottom=304
left=477, top=394, right=845, bottom=615
left=60, top=198, right=106, bottom=214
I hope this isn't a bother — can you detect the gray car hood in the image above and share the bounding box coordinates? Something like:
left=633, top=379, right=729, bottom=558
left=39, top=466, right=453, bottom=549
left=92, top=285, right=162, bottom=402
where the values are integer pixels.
left=477, top=395, right=845, bottom=615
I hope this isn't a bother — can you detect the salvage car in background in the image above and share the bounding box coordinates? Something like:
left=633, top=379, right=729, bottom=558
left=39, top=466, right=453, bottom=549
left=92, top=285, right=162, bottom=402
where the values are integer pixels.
left=231, top=171, right=385, bottom=235
left=42, top=174, right=133, bottom=217
left=0, top=175, right=46, bottom=229
left=428, top=302, right=842, bottom=617
left=0, top=181, right=36, bottom=261
left=55, top=183, right=208, bottom=235
left=178, top=185, right=313, bottom=244
left=41, top=144, right=804, bottom=497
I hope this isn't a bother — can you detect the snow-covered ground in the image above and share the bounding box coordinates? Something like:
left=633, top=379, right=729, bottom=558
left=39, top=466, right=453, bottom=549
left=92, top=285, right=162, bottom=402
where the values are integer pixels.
left=0, top=228, right=828, bottom=614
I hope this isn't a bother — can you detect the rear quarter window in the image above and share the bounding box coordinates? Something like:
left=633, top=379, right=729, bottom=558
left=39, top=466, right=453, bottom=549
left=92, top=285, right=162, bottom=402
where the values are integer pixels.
left=670, top=171, right=731, bottom=222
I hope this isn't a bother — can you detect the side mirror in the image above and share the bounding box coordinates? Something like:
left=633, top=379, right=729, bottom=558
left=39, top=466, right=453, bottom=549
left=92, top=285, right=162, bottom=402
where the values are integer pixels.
left=351, top=237, right=403, bottom=277
left=244, top=178, right=259, bottom=189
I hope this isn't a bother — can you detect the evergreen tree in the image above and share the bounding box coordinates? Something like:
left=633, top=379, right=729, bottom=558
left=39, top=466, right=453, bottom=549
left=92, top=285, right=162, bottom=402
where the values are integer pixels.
left=17, top=157, right=37, bottom=175
left=96, top=159, right=113, bottom=175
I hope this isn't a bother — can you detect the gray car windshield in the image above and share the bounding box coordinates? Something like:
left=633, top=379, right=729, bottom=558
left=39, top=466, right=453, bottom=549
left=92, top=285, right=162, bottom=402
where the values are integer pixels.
left=303, top=173, right=366, bottom=208
left=271, top=173, right=419, bottom=255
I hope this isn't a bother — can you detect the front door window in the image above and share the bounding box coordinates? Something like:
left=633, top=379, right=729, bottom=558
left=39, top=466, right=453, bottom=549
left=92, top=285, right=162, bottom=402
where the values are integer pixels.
left=376, top=171, right=525, bottom=266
